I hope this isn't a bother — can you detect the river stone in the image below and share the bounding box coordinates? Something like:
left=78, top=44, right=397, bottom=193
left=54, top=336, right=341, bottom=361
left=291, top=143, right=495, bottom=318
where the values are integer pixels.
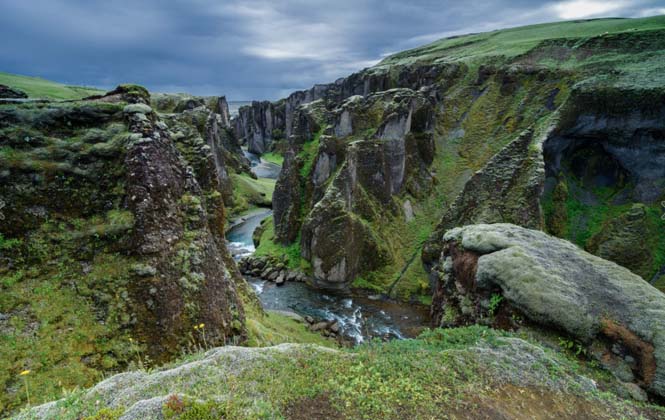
left=275, top=272, right=285, bottom=286
left=311, top=321, right=329, bottom=332
left=432, top=223, right=665, bottom=398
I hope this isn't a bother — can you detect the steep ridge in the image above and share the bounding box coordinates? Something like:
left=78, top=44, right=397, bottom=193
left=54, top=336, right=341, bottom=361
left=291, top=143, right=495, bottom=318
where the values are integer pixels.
left=236, top=16, right=665, bottom=299
left=0, top=86, right=248, bottom=414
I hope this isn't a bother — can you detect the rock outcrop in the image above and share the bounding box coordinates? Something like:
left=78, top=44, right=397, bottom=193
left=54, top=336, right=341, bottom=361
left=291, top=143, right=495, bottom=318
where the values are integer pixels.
left=0, top=84, right=28, bottom=99
left=430, top=223, right=665, bottom=398
left=283, top=89, right=437, bottom=288
left=0, top=85, right=247, bottom=414
left=235, top=20, right=665, bottom=297
left=233, top=100, right=284, bottom=154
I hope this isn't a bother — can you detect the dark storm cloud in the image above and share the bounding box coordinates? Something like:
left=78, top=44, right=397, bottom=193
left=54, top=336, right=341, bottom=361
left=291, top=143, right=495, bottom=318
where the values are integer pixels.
left=1, top=0, right=663, bottom=100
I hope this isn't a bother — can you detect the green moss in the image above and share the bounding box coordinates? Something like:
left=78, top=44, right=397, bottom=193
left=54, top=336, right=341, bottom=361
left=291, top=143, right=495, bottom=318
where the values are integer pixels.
left=261, top=152, right=284, bottom=166
left=83, top=407, right=125, bottom=420
left=0, top=192, right=139, bottom=416
left=163, top=396, right=226, bottom=420
left=230, top=173, right=275, bottom=215
left=254, top=218, right=309, bottom=271
left=351, top=276, right=384, bottom=293
left=245, top=307, right=334, bottom=348
left=298, top=129, right=323, bottom=178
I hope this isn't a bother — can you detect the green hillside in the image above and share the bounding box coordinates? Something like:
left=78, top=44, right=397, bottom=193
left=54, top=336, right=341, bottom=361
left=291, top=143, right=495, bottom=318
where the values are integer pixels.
left=0, top=72, right=103, bottom=100
left=380, top=15, right=665, bottom=65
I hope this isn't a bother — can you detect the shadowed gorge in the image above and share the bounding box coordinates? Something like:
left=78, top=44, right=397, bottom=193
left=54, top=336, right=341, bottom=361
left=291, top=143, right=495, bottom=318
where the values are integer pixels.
left=2, top=12, right=665, bottom=420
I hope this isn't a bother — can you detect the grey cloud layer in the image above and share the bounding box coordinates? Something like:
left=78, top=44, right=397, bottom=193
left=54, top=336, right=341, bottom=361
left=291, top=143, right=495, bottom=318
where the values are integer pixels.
left=1, top=0, right=663, bottom=100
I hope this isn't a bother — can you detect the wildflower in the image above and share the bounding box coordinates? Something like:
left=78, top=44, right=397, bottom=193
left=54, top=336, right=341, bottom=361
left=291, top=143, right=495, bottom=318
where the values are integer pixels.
left=199, top=323, right=205, bottom=329
left=20, top=370, right=31, bottom=406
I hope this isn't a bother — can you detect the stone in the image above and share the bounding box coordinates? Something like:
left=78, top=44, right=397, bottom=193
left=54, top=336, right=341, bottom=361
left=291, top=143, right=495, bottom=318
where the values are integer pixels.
left=275, top=272, right=285, bottom=286
left=123, top=103, right=153, bottom=115
left=403, top=199, right=415, bottom=222
left=618, top=382, right=648, bottom=402
left=130, top=264, right=157, bottom=277
left=311, top=321, right=329, bottom=332
left=431, top=223, right=665, bottom=398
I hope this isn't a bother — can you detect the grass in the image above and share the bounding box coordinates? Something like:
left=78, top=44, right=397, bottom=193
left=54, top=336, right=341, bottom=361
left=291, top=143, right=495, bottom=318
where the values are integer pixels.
left=230, top=173, right=275, bottom=214
left=0, top=72, right=103, bottom=100
left=299, top=129, right=323, bottom=178
left=261, top=152, right=284, bottom=166
left=380, top=15, right=665, bottom=66
left=245, top=307, right=334, bottom=348
left=13, top=326, right=660, bottom=420
left=254, top=218, right=309, bottom=271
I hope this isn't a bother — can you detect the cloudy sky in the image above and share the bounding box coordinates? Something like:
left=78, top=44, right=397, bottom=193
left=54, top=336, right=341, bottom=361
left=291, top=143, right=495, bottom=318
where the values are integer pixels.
left=1, top=0, right=664, bottom=100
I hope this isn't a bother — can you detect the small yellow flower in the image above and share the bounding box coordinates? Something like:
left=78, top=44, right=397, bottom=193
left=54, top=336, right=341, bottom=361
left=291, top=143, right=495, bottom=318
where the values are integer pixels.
left=199, top=323, right=205, bottom=329
left=19, top=370, right=30, bottom=376
left=129, top=337, right=133, bottom=342
left=194, top=325, right=199, bottom=330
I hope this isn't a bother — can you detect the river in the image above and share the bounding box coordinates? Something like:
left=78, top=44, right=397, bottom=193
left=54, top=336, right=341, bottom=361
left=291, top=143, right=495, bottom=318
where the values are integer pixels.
left=226, top=151, right=430, bottom=344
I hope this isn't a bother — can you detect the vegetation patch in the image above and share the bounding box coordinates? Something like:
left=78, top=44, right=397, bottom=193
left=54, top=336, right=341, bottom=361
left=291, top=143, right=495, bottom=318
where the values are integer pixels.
left=0, top=72, right=103, bottom=100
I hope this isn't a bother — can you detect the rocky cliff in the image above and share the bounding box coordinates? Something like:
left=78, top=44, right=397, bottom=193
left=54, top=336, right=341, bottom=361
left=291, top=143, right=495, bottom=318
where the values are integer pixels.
left=0, top=85, right=248, bottom=414
left=244, top=16, right=665, bottom=298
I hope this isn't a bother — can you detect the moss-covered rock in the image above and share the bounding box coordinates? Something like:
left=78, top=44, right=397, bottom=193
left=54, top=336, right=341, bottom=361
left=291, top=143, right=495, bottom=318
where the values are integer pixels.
left=431, top=223, right=665, bottom=399
left=0, top=86, right=247, bottom=416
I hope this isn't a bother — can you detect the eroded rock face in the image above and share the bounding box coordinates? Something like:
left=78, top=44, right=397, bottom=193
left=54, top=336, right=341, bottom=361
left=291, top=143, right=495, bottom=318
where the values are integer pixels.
left=541, top=89, right=665, bottom=284
left=123, top=101, right=246, bottom=359
left=422, top=129, right=545, bottom=269
left=233, top=101, right=284, bottom=154
left=289, top=89, right=436, bottom=287
left=231, top=63, right=453, bottom=157
left=431, top=223, right=665, bottom=398
left=158, top=99, right=250, bottom=209
left=0, top=85, right=247, bottom=391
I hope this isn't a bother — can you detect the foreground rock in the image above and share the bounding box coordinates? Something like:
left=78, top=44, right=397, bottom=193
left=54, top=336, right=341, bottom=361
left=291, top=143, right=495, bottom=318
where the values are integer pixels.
left=13, top=329, right=660, bottom=419
left=430, top=223, right=665, bottom=399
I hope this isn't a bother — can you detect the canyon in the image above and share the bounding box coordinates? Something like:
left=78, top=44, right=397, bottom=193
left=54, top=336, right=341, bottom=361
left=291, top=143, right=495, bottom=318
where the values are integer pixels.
left=1, top=15, right=665, bottom=419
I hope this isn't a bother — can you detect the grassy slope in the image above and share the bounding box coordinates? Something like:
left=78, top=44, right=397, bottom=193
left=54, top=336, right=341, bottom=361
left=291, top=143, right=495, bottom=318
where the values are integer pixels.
left=0, top=72, right=103, bottom=100
left=229, top=173, right=275, bottom=215
left=12, top=326, right=664, bottom=419
left=380, top=16, right=665, bottom=66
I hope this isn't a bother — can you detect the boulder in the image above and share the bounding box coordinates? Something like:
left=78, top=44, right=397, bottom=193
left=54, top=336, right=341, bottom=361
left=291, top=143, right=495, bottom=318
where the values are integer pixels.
left=431, top=223, right=665, bottom=398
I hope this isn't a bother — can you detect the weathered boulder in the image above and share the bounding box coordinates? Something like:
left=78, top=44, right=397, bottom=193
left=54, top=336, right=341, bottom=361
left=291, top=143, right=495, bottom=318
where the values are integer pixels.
left=431, top=223, right=665, bottom=398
